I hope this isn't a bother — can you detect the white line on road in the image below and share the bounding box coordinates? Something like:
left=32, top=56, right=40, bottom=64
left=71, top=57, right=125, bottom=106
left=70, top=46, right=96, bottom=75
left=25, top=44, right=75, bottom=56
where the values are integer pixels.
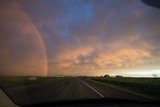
left=79, top=79, right=104, bottom=98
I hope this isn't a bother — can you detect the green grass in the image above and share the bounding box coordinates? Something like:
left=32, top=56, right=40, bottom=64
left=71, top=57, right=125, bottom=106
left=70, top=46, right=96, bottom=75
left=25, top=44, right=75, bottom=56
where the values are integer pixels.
left=87, top=77, right=160, bottom=101
left=0, top=76, right=62, bottom=87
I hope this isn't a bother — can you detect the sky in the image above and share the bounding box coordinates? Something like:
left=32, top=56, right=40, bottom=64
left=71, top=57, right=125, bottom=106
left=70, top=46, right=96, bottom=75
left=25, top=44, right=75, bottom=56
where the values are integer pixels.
left=0, top=0, right=160, bottom=77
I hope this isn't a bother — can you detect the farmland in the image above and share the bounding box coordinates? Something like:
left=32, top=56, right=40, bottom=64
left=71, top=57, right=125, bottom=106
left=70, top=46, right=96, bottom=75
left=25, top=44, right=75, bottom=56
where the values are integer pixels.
left=87, top=76, right=160, bottom=100
left=0, top=76, right=62, bottom=88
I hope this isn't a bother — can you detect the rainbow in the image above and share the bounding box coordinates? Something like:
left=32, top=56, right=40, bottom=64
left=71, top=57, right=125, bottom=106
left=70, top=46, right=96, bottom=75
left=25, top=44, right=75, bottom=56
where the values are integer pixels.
left=19, top=5, right=48, bottom=76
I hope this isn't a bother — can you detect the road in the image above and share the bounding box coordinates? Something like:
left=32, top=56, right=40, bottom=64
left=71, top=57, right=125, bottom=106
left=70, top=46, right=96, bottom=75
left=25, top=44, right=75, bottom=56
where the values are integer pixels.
left=3, top=77, right=147, bottom=105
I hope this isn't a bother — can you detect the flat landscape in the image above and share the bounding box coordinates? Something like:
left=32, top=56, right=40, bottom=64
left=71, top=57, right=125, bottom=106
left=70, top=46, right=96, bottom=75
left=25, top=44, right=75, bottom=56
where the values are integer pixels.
left=87, top=76, right=160, bottom=100
left=0, top=76, right=159, bottom=105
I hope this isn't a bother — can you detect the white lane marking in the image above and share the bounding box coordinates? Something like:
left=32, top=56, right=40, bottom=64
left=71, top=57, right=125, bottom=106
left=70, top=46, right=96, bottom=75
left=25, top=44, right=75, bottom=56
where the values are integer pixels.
left=79, top=79, right=104, bottom=98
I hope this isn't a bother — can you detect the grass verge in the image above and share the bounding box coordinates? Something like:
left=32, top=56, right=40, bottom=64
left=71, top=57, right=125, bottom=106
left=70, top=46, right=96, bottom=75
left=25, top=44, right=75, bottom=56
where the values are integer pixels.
left=87, top=77, right=160, bottom=101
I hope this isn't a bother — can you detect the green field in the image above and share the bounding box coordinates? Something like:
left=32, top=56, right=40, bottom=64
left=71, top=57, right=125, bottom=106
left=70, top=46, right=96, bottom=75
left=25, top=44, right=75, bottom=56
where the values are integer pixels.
left=87, top=76, right=160, bottom=101
left=0, top=76, right=62, bottom=87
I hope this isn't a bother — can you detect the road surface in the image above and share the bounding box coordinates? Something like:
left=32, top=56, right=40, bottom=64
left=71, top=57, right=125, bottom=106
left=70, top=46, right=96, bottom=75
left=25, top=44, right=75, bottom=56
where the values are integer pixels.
left=2, top=77, right=147, bottom=105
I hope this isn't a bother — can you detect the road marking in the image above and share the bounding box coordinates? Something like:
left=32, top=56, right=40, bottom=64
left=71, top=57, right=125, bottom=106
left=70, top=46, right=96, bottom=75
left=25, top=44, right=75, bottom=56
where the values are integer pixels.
left=79, top=79, right=104, bottom=98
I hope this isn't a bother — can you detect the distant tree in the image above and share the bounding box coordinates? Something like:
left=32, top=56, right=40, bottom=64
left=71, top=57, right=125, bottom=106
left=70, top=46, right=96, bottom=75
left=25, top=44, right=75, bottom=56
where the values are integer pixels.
left=104, top=74, right=110, bottom=78
left=115, top=75, right=123, bottom=78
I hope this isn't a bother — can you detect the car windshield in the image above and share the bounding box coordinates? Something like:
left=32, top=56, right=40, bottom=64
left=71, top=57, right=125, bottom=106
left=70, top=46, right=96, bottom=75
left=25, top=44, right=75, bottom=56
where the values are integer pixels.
left=0, top=0, right=160, bottom=106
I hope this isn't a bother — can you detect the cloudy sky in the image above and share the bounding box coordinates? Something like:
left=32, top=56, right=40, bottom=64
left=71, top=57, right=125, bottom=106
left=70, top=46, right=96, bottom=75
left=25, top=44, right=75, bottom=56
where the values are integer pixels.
left=0, top=0, right=160, bottom=77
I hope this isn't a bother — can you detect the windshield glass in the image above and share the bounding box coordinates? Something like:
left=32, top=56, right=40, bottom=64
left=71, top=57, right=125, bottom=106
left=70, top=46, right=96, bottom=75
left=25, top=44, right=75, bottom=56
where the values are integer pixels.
left=0, top=0, right=160, bottom=105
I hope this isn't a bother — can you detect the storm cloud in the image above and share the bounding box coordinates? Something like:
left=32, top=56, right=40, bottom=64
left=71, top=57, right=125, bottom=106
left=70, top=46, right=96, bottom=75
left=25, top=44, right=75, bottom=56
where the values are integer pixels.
left=0, top=0, right=160, bottom=76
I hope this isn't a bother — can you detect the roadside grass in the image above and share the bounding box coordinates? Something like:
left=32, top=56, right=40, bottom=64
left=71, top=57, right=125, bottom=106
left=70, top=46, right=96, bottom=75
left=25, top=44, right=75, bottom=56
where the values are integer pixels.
left=0, top=76, right=62, bottom=87
left=87, top=77, right=160, bottom=101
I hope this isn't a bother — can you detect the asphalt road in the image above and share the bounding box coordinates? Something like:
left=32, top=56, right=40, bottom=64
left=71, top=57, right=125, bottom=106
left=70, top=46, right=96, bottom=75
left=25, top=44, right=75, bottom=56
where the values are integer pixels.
left=3, top=77, right=147, bottom=105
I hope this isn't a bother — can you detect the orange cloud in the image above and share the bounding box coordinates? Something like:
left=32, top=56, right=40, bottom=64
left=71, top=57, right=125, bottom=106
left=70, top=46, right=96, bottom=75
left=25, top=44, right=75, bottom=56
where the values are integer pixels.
left=94, top=48, right=150, bottom=69
left=48, top=33, right=158, bottom=76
